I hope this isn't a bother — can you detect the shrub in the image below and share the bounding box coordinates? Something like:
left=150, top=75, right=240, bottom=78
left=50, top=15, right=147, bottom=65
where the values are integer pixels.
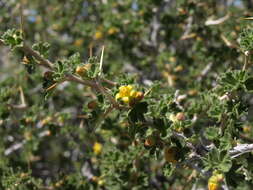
left=1, top=0, right=253, bottom=189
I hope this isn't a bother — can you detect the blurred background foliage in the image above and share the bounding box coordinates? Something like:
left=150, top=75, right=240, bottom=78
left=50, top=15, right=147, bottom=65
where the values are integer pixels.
left=1, top=0, right=253, bottom=189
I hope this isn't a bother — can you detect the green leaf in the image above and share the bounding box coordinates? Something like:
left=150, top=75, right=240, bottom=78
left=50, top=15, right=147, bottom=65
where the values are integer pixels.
left=244, top=77, right=253, bottom=91
left=1, top=29, right=23, bottom=49
left=32, top=42, right=50, bottom=57
left=240, top=28, right=253, bottom=51
left=68, top=53, right=81, bottom=67
left=205, top=127, right=220, bottom=140
left=203, top=148, right=232, bottom=172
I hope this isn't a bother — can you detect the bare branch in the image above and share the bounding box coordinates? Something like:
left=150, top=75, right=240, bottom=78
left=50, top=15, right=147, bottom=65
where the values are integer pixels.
left=22, top=44, right=54, bottom=69
left=205, top=14, right=230, bottom=26
left=229, top=144, right=253, bottom=158
left=5, top=130, right=51, bottom=156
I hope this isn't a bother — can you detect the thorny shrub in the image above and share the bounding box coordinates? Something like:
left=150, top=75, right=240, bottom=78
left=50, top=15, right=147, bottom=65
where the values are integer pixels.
left=1, top=0, right=253, bottom=190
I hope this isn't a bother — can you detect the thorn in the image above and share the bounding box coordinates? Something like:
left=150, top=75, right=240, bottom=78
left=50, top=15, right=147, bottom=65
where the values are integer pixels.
left=89, top=43, right=93, bottom=57
left=99, top=46, right=105, bottom=76
left=19, top=86, right=26, bottom=106
left=243, top=17, right=253, bottom=20
left=46, top=83, right=58, bottom=91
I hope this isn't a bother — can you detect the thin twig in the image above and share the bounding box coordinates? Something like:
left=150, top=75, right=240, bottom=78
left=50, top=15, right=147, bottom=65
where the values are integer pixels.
left=7, top=86, right=27, bottom=110
left=1, top=39, right=120, bottom=112
left=100, top=77, right=117, bottom=86
left=22, top=44, right=53, bottom=69
left=173, top=132, right=197, bottom=153
left=95, top=80, right=119, bottom=108
left=20, top=0, right=25, bottom=42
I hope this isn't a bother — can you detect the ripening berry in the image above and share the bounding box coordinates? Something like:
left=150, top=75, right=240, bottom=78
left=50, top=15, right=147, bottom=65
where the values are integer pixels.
left=75, top=64, right=90, bottom=76
left=135, top=91, right=144, bottom=101
left=76, top=66, right=86, bottom=76
left=91, top=176, right=98, bottom=182
left=164, top=147, right=177, bottom=163
left=176, top=112, right=186, bottom=121
left=88, top=100, right=97, bottom=110
left=144, top=136, right=155, bottom=147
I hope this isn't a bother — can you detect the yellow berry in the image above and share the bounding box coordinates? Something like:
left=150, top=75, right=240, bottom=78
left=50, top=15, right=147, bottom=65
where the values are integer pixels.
left=74, top=38, right=84, bottom=47
left=94, top=31, right=103, bottom=40
left=169, top=56, right=176, bottom=63
left=243, top=125, right=251, bottom=133
left=98, top=179, right=105, bottom=186
left=208, top=182, right=220, bottom=190
left=174, top=65, right=183, bottom=72
left=41, top=116, right=53, bottom=126
left=93, top=142, right=102, bottom=155
left=188, top=89, right=198, bottom=96
left=107, top=27, right=118, bottom=35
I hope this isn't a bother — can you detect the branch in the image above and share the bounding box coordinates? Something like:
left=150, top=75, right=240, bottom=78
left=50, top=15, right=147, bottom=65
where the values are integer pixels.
left=7, top=86, right=27, bottom=110
left=172, top=132, right=198, bottom=153
left=205, top=14, right=230, bottom=26
left=197, top=62, right=213, bottom=81
left=1, top=39, right=121, bottom=109
left=229, top=144, right=253, bottom=158
left=22, top=44, right=53, bottom=69
left=5, top=130, right=51, bottom=156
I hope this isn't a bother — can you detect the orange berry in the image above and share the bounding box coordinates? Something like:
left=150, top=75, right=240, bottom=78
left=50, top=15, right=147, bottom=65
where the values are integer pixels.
left=135, top=91, right=144, bottom=101
left=144, top=136, right=155, bottom=147
left=75, top=64, right=90, bottom=76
